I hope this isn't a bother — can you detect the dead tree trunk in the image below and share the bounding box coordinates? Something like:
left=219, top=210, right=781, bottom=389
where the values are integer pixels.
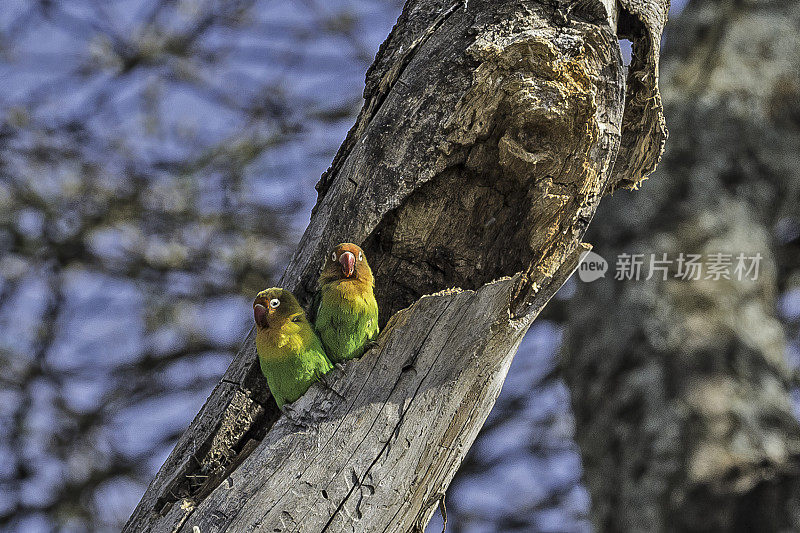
left=563, top=0, right=800, bottom=530
left=124, top=0, right=667, bottom=531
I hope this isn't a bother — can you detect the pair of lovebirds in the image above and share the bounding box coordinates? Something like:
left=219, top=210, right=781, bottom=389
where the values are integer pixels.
left=253, top=243, right=378, bottom=409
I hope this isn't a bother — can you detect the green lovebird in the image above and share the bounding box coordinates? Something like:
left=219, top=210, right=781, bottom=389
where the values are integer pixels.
left=314, top=243, right=379, bottom=363
left=253, top=287, right=333, bottom=409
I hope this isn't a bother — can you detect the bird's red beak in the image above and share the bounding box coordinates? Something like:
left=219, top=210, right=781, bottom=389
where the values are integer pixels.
left=340, top=251, right=355, bottom=278
left=254, top=303, right=269, bottom=328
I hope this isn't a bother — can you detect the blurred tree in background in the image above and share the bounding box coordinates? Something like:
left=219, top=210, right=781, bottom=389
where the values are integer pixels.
left=562, top=0, right=800, bottom=530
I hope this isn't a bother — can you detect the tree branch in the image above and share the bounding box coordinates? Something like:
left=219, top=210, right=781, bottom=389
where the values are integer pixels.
left=125, top=0, right=667, bottom=530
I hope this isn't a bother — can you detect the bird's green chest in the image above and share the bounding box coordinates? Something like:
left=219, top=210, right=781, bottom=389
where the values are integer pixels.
left=317, top=283, right=378, bottom=362
left=255, top=327, right=331, bottom=408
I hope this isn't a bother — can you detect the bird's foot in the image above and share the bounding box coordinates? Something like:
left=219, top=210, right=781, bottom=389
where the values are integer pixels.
left=364, top=340, right=379, bottom=352
left=334, top=362, right=346, bottom=372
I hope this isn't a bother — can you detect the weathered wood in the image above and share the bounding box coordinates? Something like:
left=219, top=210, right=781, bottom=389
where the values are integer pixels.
left=125, top=0, right=667, bottom=530
left=174, top=267, right=581, bottom=532
left=610, top=0, right=669, bottom=190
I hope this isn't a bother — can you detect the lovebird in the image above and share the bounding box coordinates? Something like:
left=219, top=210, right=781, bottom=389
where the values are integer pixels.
left=314, top=243, right=379, bottom=363
left=253, top=287, right=333, bottom=409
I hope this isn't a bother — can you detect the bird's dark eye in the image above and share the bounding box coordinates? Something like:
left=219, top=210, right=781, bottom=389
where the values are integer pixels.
left=269, top=298, right=280, bottom=309
left=331, top=251, right=337, bottom=261
left=358, top=251, right=363, bottom=261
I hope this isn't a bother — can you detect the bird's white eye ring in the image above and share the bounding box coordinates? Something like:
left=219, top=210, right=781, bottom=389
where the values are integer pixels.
left=269, top=298, right=280, bottom=309
left=331, top=251, right=337, bottom=261
left=358, top=251, right=363, bottom=261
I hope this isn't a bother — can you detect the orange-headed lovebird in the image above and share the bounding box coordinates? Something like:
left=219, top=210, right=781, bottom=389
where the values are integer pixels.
left=254, top=287, right=333, bottom=409
left=314, top=243, right=379, bottom=363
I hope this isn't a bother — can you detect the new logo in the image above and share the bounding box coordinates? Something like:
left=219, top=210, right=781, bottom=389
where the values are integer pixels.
left=578, top=250, right=608, bottom=282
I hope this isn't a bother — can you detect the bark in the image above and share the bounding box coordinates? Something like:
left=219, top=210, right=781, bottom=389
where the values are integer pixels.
left=125, top=0, right=666, bottom=531
left=564, top=0, right=800, bottom=530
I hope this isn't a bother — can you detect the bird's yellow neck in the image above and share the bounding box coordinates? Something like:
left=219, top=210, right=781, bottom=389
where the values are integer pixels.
left=324, top=277, right=373, bottom=311
left=256, top=320, right=309, bottom=360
